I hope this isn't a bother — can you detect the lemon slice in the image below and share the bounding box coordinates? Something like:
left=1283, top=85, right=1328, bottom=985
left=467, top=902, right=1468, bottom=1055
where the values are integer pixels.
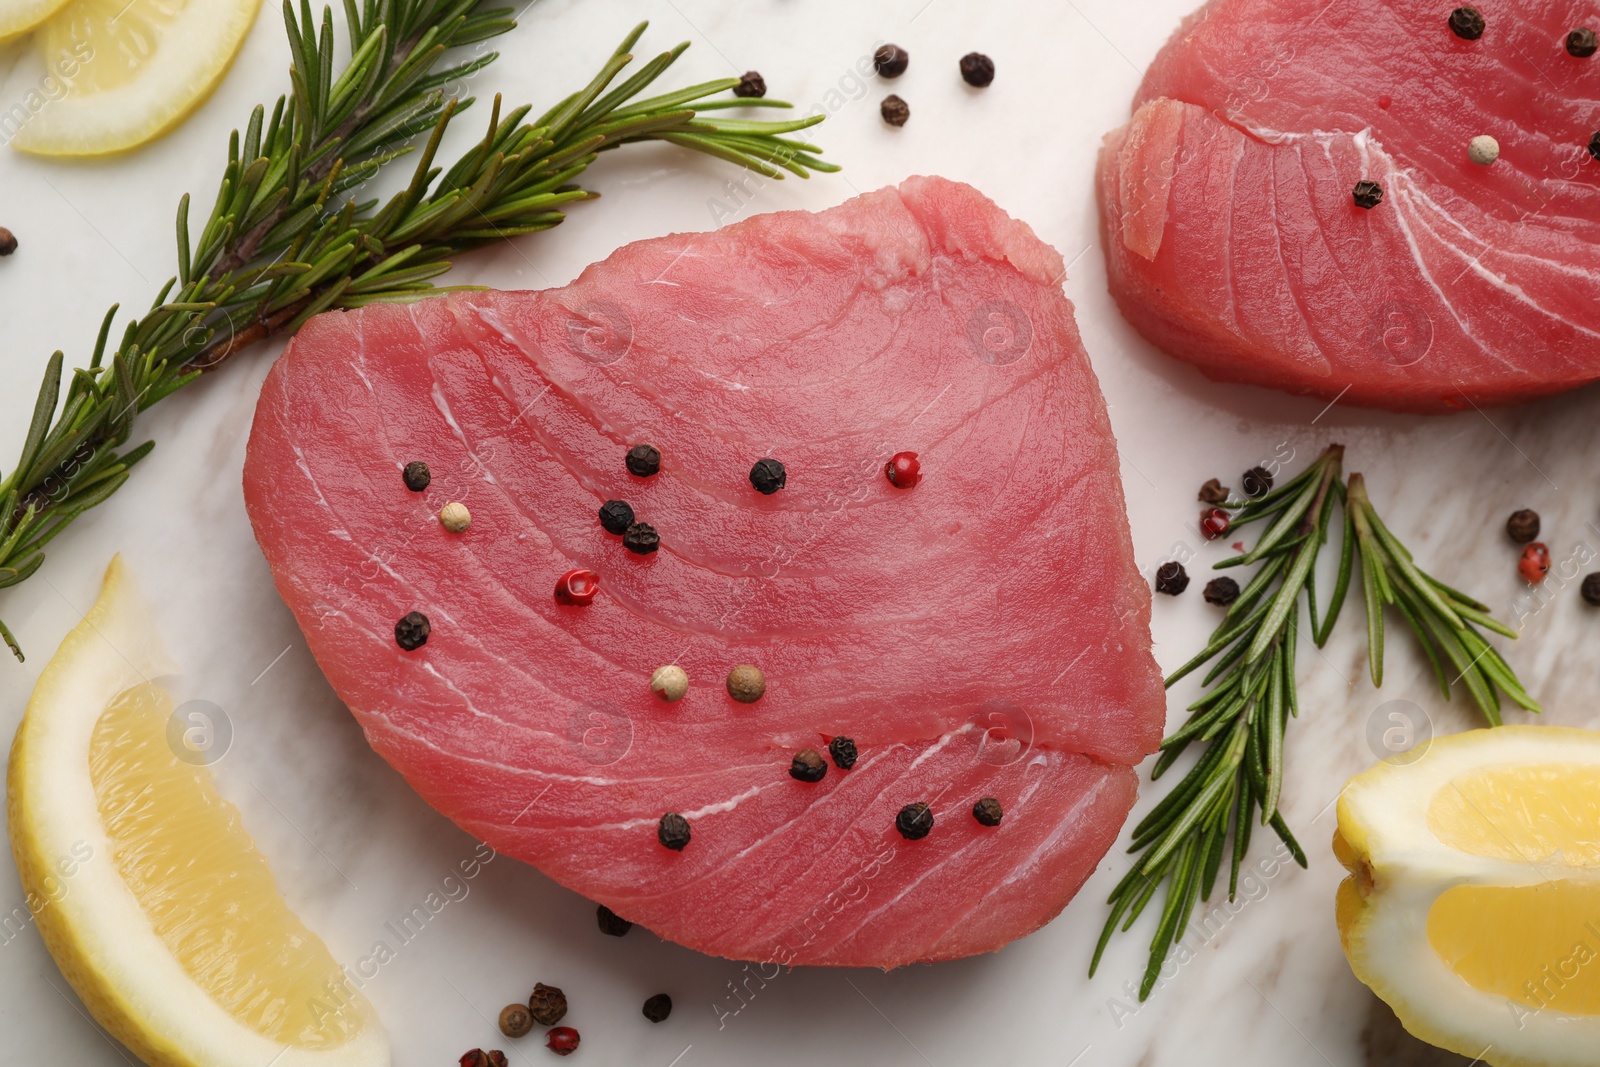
left=1336, top=726, right=1600, bottom=1067
left=8, top=0, right=261, bottom=156
left=6, top=556, right=389, bottom=1067
left=0, top=0, right=70, bottom=43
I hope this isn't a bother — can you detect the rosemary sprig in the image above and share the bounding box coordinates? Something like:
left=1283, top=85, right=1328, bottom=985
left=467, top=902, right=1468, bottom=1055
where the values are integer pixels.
left=0, top=3, right=837, bottom=661
left=1090, top=445, right=1537, bottom=1000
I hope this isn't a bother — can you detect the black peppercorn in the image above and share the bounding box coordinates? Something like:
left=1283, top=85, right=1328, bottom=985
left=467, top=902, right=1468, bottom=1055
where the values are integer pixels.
left=626, top=443, right=662, bottom=477
left=1506, top=508, right=1540, bottom=544
left=597, top=904, right=632, bottom=937
left=1568, top=27, right=1599, bottom=57
left=394, top=611, right=430, bottom=651
left=642, top=993, right=673, bottom=1023
left=0, top=227, right=17, bottom=256
left=896, top=802, right=933, bottom=840
left=598, top=499, right=634, bottom=534
left=749, top=457, right=787, bottom=494
left=828, top=735, right=858, bottom=770
left=528, top=983, right=567, bottom=1026
left=880, top=94, right=910, bottom=127
left=499, top=1003, right=533, bottom=1038
left=623, top=521, right=660, bottom=555
left=959, top=52, right=995, bottom=87
left=1198, top=478, right=1230, bottom=505
left=1352, top=180, right=1384, bottom=209
left=790, top=749, right=827, bottom=782
left=972, top=796, right=1003, bottom=826
left=1582, top=573, right=1600, bottom=606
left=658, top=812, right=691, bottom=850
left=1589, top=132, right=1600, bottom=161
left=1204, top=577, right=1241, bottom=606
left=874, top=43, right=909, bottom=77
left=402, top=460, right=431, bottom=491
left=734, top=70, right=767, bottom=97
left=1155, top=561, right=1190, bottom=596
left=1449, top=6, right=1485, bottom=40
left=1241, top=465, right=1274, bottom=497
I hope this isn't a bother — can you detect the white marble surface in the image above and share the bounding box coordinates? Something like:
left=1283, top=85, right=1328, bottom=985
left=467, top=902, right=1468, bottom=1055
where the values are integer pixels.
left=1, top=1, right=1597, bottom=1064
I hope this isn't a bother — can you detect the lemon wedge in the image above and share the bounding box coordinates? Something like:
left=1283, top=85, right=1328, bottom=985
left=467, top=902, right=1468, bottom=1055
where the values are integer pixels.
left=8, top=0, right=261, bottom=156
left=6, top=556, right=388, bottom=1067
left=1336, top=726, right=1600, bottom=1067
left=0, top=0, right=70, bottom=44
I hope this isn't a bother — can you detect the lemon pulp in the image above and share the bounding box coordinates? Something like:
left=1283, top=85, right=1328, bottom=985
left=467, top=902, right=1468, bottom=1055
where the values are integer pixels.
left=1428, top=764, right=1600, bottom=866
left=41, top=0, right=186, bottom=93
left=1427, top=882, right=1600, bottom=1013
left=89, top=682, right=359, bottom=1049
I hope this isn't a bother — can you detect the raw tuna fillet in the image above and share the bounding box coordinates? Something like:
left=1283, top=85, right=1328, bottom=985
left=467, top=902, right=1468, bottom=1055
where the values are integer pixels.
left=244, top=176, right=1164, bottom=967
left=1099, top=0, right=1600, bottom=413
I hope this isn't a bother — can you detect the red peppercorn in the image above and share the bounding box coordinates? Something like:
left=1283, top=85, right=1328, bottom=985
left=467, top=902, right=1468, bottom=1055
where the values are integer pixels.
left=885, top=451, right=921, bottom=488
left=1519, top=543, right=1551, bottom=584
left=555, top=569, right=599, bottom=605
left=545, top=1027, right=580, bottom=1056
left=1200, top=507, right=1231, bottom=540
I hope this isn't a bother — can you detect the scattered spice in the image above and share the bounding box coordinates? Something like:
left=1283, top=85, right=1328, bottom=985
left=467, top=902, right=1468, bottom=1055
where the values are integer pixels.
left=1589, top=132, right=1600, bottom=161
left=1200, top=507, right=1231, bottom=540
left=402, top=460, right=431, bottom=491
left=499, top=1004, right=534, bottom=1039
left=439, top=501, right=471, bottom=533
left=1567, top=27, right=1598, bottom=57
left=1519, top=542, right=1551, bottom=584
left=896, top=801, right=933, bottom=840
left=828, top=735, right=858, bottom=769
left=0, top=227, right=14, bottom=256
left=597, top=904, right=633, bottom=937
left=734, top=70, right=767, bottom=97
left=1449, top=6, right=1485, bottom=40
left=726, top=664, right=767, bottom=703
left=554, top=569, right=599, bottom=605
left=790, top=749, right=827, bottom=782
left=528, top=983, right=568, bottom=1026
left=749, top=457, right=787, bottom=494
left=1154, top=561, right=1190, bottom=596
left=658, top=812, right=692, bottom=850
left=1582, top=573, right=1600, bottom=606
left=650, top=664, right=689, bottom=702
left=959, top=51, right=995, bottom=87
left=1505, top=508, right=1540, bottom=544
left=1241, top=466, right=1274, bottom=498
left=1377, top=94, right=1392, bottom=109
left=545, top=1028, right=580, bottom=1056
left=880, top=94, right=910, bottom=127
left=626, top=443, right=662, bottom=477
left=623, top=521, right=660, bottom=554
left=642, top=993, right=673, bottom=1023
left=459, top=1051, right=508, bottom=1067
left=972, top=796, right=1003, bottom=826
left=394, top=611, right=430, bottom=651
left=874, top=43, right=909, bottom=77
left=885, top=451, right=921, bottom=488
left=1467, top=134, right=1500, bottom=165
left=1204, top=576, right=1241, bottom=606
left=598, top=499, right=634, bottom=535
left=1198, top=478, right=1230, bottom=505
left=1352, top=180, right=1384, bottom=209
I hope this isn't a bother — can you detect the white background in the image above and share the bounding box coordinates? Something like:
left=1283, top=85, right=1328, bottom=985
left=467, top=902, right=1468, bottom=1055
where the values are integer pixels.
left=2, top=1, right=1596, bottom=1064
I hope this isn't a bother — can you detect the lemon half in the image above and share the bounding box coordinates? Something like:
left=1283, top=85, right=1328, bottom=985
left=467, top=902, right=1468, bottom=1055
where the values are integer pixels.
left=1336, top=726, right=1600, bottom=1067
left=9, top=0, right=261, bottom=156
left=6, top=556, right=388, bottom=1067
left=0, top=0, right=69, bottom=43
